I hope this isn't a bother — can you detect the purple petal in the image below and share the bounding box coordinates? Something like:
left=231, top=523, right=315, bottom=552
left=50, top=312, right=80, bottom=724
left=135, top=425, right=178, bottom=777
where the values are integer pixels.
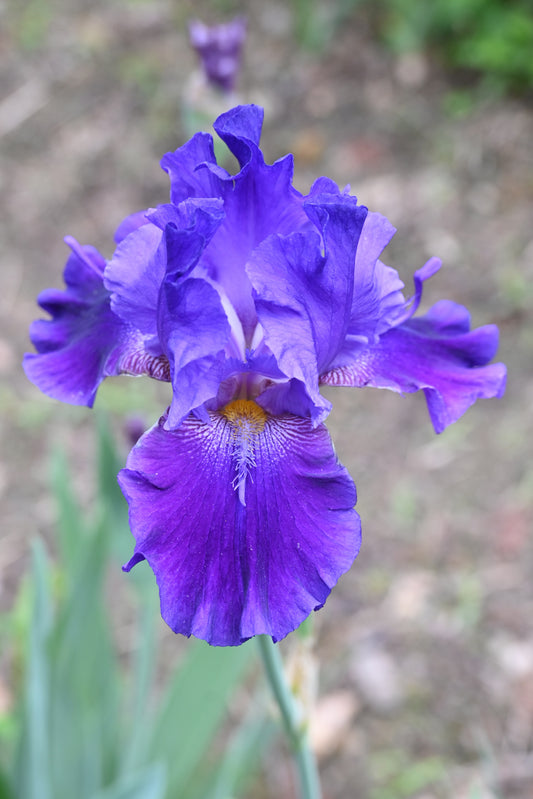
left=160, top=133, right=220, bottom=205
left=113, top=209, right=152, bottom=244
left=257, top=378, right=325, bottom=420
left=213, top=104, right=264, bottom=164
left=105, top=223, right=165, bottom=340
left=321, top=299, right=507, bottom=433
left=347, top=211, right=405, bottom=340
left=23, top=238, right=164, bottom=406
left=120, top=405, right=360, bottom=646
left=303, top=184, right=369, bottom=365
left=105, top=199, right=224, bottom=341
left=147, top=198, right=225, bottom=248
left=158, top=269, right=231, bottom=428
left=201, top=158, right=307, bottom=338
left=247, top=188, right=367, bottom=422
left=388, top=256, right=442, bottom=328
left=162, top=106, right=308, bottom=338
left=247, top=230, right=330, bottom=422
left=343, top=208, right=443, bottom=345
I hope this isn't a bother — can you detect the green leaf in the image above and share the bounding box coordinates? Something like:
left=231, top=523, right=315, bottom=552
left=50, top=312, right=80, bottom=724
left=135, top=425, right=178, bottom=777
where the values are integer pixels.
left=200, top=716, right=274, bottom=799
left=120, top=605, right=158, bottom=773
left=52, top=515, right=109, bottom=665
left=89, top=764, right=166, bottom=799
left=13, top=539, right=53, bottom=799
left=48, top=516, right=120, bottom=799
left=95, top=414, right=126, bottom=517
left=147, top=640, right=255, bottom=797
left=50, top=446, right=88, bottom=569
left=0, top=767, right=15, bottom=799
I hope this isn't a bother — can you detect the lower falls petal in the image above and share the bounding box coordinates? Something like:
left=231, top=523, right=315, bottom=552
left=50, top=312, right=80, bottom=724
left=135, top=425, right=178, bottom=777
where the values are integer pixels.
left=119, top=402, right=361, bottom=647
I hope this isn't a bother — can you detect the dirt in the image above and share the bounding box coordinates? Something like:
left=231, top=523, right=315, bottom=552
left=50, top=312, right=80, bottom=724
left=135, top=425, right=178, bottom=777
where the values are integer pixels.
left=1, top=1, right=532, bottom=797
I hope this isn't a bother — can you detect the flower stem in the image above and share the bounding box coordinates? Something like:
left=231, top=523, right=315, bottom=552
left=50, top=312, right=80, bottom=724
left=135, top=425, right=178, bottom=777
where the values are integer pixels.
left=257, top=635, right=322, bottom=799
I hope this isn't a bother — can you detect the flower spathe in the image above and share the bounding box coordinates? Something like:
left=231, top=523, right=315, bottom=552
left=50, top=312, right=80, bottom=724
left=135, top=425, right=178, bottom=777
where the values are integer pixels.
left=23, top=104, right=506, bottom=646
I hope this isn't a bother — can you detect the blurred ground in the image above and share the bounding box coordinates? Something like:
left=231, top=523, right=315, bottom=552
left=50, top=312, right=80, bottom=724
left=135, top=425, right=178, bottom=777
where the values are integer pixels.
left=1, top=1, right=532, bottom=797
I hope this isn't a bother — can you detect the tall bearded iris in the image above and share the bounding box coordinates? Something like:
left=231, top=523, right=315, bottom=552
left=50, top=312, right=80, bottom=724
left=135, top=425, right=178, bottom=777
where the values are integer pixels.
left=24, top=105, right=506, bottom=647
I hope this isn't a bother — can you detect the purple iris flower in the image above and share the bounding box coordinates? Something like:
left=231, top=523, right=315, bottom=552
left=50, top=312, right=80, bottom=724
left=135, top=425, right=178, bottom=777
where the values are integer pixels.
left=188, top=17, right=247, bottom=93
left=23, top=105, right=506, bottom=647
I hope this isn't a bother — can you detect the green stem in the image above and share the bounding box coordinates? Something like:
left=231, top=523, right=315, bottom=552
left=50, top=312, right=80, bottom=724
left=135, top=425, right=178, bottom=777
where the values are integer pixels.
left=257, top=635, right=322, bottom=799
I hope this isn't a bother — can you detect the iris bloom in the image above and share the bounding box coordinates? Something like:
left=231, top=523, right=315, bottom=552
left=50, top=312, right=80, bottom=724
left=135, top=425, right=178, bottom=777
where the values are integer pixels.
left=24, top=105, right=506, bottom=646
left=188, top=17, right=247, bottom=93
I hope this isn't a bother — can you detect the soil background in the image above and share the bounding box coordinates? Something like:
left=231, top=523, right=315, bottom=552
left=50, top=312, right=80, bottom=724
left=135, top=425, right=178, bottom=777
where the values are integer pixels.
left=1, top=1, right=532, bottom=798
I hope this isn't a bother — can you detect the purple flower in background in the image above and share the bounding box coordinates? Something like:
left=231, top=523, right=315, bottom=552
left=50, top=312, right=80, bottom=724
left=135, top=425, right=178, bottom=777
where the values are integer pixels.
left=189, top=17, right=246, bottom=93
left=23, top=105, right=506, bottom=647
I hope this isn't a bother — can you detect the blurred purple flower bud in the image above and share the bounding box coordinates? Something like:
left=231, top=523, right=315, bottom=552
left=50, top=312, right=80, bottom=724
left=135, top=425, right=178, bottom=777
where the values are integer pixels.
left=189, top=17, right=246, bottom=93
left=124, top=415, right=146, bottom=447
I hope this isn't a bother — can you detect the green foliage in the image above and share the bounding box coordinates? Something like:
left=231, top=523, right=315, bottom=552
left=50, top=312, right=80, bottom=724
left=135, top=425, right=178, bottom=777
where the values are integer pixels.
left=290, top=0, right=365, bottom=51
left=8, top=0, right=54, bottom=51
left=1, top=416, right=266, bottom=799
left=370, top=748, right=448, bottom=799
left=380, top=0, right=533, bottom=93
left=288, top=0, right=533, bottom=94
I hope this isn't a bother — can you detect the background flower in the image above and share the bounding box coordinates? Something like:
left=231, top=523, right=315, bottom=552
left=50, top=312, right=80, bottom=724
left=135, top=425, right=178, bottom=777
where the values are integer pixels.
left=189, top=17, right=247, bottom=93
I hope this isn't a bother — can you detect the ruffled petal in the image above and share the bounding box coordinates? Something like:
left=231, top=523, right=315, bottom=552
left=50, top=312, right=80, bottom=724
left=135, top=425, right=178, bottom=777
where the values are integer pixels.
left=386, top=256, right=442, bottom=329
left=213, top=104, right=264, bottom=162
left=162, top=107, right=309, bottom=339
left=304, top=182, right=369, bottom=365
left=113, top=209, right=152, bottom=244
left=160, top=132, right=220, bottom=204
left=105, top=223, right=165, bottom=341
left=23, top=238, right=169, bottom=406
left=120, top=404, right=360, bottom=646
left=321, top=299, right=507, bottom=433
left=344, top=211, right=442, bottom=344
left=247, top=188, right=368, bottom=423
left=105, top=199, right=225, bottom=345
left=158, top=268, right=231, bottom=428
left=164, top=106, right=305, bottom=337
left=348, top=211, right=405, bottom=340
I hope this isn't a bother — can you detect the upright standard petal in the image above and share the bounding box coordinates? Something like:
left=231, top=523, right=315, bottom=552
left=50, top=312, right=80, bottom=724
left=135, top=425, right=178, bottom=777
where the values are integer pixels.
left=120, top=401, right=360, bottom=647
left=347, top=211, right=405, bottom=341
left=157, top=251, right=231, bottom=427
left=203, top=112, right=308, bottom=338
left=322, top=299, right=507, bottom=433
left=248, top=187, right=368, bottom=423
left=23, top=238, right=169, bottom=406
left=160, top=132, right=221, bottom=204
left=164, top=106, right=308, bottom=339
left=105, top=199, right=224, bottom=341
